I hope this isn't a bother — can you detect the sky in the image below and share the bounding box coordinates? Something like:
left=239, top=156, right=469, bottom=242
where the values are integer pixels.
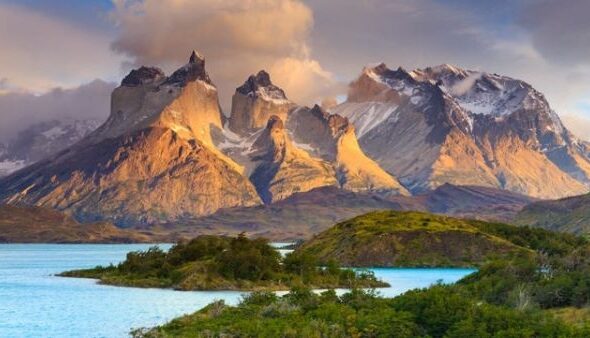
left=0, top=0, right=589, bottom=141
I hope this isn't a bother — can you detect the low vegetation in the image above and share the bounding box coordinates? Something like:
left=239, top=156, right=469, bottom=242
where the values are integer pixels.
left=59, top=234, right=387, bottom=291
left=133, top=285, right=590, bottom=338
left=132, top=211, right=590, bottom=337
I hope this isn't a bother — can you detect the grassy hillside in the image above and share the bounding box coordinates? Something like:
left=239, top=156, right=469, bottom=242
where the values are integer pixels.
left=516, top=194, right=590, bottom=235
left=60, top=234, right=387, bottom=291
left=0, top=204, right=158, bottom=243
left=296, top=210, right=583, bottom=267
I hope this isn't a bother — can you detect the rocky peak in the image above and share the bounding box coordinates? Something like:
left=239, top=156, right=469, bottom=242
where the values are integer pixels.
left=287, top=105, right=409, bottom=195
left=309, top=105, right=351, bottom=137
left=164, top=50, right=212, bottom=86
left=121, top=67, right=165, bottom=87
left=236, top=70, right=287, bottom=101
left=251, top=115, right=287, bottom=163
left=228, top=71, right=293, bottom=135
left=364, top=63, right=417, bottom=84
left=189, top=50, right=204, bottom=64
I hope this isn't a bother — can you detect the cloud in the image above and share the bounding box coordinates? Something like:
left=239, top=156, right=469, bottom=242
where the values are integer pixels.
left=304, top=0, right=491, bottom=77
left=518, top=0, right=590, bottom=66
left=450, top=72, right=482, bottom=96
left=0, top=80, right=115, bottom=142
left=109, top=0, right=337, bottom=108
left=269, top=57, right=343, bottom=105
left=0, top=3, right=122, bottom=92
left=561, top=114, right=590, bottom=142
left=300, top=0, right=590, bottom=133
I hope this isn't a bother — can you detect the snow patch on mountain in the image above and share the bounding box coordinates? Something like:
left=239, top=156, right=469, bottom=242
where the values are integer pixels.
left=330, top=102, right=399, bottom=138
left=41, top=126, right=68, bottom=139
left=0, top=159, right=25, bottom=176
left=0, top=119, right=101, bottom=176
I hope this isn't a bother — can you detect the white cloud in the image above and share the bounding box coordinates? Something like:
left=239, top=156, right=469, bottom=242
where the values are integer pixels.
left=450, top=72, right=482, bottom=96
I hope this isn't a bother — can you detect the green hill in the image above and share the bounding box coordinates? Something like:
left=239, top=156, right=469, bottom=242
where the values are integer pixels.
left=515, top=194, right=590, bottom=235
left=295, top=210, right=574, bottom=267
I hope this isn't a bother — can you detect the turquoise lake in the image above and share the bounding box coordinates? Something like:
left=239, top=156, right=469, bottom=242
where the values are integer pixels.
left=0, top=244, right=475, bottom=337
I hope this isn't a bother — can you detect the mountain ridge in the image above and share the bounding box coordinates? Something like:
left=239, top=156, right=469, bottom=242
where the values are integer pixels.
left=0, top=52, right=587, bottom=228
left=331, top=63, right=590, bottom=199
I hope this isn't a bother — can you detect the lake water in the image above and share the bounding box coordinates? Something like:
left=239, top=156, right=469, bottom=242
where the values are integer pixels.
left=0, top=244, right=475, bottom=338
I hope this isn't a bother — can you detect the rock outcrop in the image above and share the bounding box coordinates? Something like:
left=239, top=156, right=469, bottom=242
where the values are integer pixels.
left=249, top=116, right=337, bottom=203
left=288, top=105, right=409, bottom=195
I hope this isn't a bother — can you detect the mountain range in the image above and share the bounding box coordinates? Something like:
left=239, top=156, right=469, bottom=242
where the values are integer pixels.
left=1, top=50, right=589, bottom=230
left=332, top=63, right=590, bottom=198
left=0, top=119, right=99, bottom=176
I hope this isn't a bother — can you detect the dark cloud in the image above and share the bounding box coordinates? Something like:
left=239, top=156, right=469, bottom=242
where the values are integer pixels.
left=305, top=0, right=491, bottom=79
left=519, top=0, right=590, bottom=66
left=1, top=0, right=590, bottom=132
left=0, top=80, right=115, bottom=142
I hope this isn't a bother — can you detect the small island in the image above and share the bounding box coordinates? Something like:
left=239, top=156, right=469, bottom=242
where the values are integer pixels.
left=59, top=234, right=388, bottom=291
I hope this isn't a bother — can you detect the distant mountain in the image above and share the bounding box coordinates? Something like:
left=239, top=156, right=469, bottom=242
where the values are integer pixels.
left=412, top=183, right=535, bottom=222
left=154, top=184, right=533, bottom=241
left=331, top=63, right=590, bottom=199
left=248, top=115, right=337, bottom=203
left=216, top=70, right=409, bottom=202
left=0, top=119, right=100, bottom=176
left=515, top=193, right=590, bottom=234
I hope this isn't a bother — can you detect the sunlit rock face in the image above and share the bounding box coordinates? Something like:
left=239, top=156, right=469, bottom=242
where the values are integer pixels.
left=331, top=63, right=589, bottom=199
left=0, top=51, right=261, bottom=226
left=218, top=71, right=409, bottom=202
left=227, top=70, right=295, bottom=135
left=287, top=105, right=409, bottom=196
left=248, top=115, right=337, bottom=203
left=4, top=53, right=588, bottom=227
